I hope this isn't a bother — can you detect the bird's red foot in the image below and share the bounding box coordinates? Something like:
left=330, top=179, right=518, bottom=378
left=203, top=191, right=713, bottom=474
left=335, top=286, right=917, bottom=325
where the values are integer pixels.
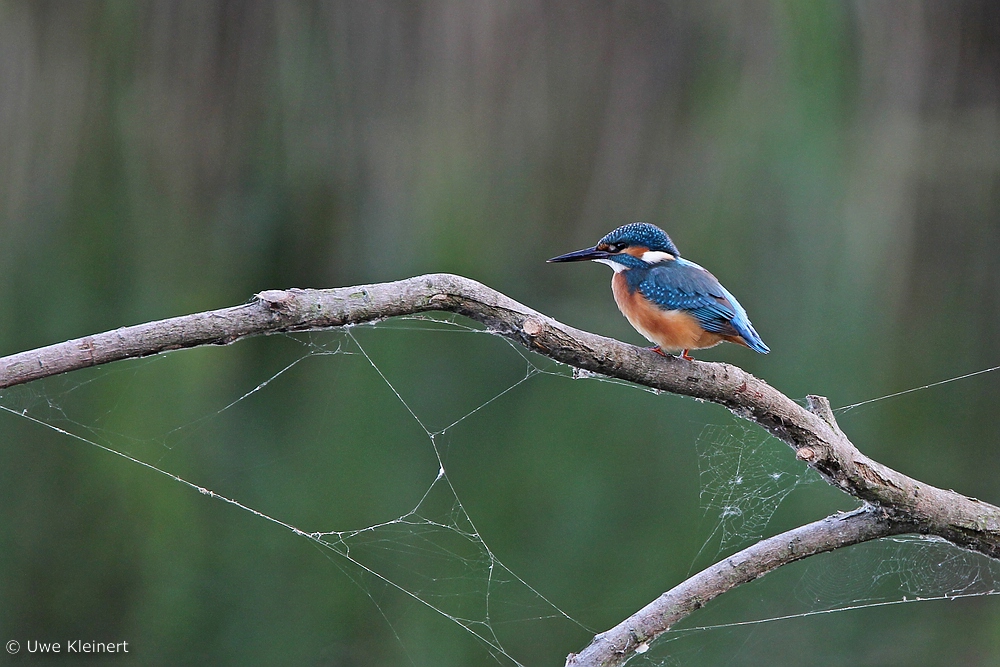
left=681, top=349, right=694, bottom=360
left=649, top=345, right=667, bottom=357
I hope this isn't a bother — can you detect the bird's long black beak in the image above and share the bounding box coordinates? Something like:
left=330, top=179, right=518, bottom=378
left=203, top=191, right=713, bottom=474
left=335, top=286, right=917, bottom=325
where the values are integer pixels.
left=547, top=246, right=609, bottom=263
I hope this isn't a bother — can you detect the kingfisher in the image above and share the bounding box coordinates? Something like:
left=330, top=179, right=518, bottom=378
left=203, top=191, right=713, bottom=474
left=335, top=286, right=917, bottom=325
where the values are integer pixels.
left=548, top=222, right=769, bottom=359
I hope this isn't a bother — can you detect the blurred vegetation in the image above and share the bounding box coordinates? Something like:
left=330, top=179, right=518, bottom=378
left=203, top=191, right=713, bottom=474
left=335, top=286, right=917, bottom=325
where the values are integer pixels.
left=2, top=1, right=1000, bottom=665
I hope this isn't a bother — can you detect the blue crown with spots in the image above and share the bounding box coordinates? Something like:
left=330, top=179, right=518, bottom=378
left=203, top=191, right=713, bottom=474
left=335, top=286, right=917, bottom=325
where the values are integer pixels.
left=599, top=223, right=680, bottom=256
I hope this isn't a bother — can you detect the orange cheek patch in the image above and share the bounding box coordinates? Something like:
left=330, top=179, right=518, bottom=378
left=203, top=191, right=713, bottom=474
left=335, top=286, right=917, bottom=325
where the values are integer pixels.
left=623, top=246, right=650, bottom=258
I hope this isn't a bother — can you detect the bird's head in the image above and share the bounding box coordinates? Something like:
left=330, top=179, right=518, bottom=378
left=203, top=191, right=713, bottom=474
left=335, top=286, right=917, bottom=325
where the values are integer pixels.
left=547, top=222, right=680, bottom=272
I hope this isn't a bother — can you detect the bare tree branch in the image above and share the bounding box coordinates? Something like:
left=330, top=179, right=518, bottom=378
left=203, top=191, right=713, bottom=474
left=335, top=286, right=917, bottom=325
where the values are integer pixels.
left=1, top=273, right=996, bottom=665
left=565, top=507, right=909, bottom=666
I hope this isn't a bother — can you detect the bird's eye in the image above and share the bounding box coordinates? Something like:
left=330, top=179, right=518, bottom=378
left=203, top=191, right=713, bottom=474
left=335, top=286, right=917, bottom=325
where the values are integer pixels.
left=609, top=243, right=626, bottom=253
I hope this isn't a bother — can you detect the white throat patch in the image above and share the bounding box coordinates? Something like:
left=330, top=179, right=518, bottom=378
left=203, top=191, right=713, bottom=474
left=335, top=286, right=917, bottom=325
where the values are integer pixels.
left=593, top=258, right=628, bottom=273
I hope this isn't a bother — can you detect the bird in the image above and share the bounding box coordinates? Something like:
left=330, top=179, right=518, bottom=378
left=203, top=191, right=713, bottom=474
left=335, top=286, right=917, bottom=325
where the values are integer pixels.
left=548, top=222, right=769, bottom=360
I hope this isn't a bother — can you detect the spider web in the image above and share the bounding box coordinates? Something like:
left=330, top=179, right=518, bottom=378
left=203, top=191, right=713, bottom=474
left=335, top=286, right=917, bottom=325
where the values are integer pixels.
left=0, top=317, right=597, bottom=665
left=689, top=422, right=823, bottom=571
left=2, top=317, right=1000, bottom=665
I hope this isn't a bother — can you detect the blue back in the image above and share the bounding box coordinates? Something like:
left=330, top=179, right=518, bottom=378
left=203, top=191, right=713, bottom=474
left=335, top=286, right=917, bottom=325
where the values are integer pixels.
left=626, top=257, right=769, bottom=354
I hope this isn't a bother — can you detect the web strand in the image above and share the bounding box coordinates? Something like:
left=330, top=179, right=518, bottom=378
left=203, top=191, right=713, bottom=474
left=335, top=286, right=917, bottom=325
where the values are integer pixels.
left=835, top=364, right=1000, bottom=412
left=669, top=588, right=1000, bottom=637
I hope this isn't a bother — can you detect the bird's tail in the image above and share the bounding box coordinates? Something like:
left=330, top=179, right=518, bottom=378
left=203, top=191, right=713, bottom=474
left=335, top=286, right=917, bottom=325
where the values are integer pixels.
left=716, top=283, right=769, bottom=354
left=733, top=318, right=769, bottom=354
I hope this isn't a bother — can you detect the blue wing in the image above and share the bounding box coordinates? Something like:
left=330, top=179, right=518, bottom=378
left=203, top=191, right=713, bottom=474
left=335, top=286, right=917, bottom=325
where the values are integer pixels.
left=632, top=258, right=769, bottom=354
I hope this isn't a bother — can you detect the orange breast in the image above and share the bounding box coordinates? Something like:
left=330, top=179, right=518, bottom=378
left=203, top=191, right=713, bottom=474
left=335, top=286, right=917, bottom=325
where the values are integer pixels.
left=611, top=273, right=727, bottom=352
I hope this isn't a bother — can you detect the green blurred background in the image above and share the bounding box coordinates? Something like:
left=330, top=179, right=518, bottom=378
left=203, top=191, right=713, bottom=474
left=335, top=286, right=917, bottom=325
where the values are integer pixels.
left=3, top=1, right=1000, bottom=665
